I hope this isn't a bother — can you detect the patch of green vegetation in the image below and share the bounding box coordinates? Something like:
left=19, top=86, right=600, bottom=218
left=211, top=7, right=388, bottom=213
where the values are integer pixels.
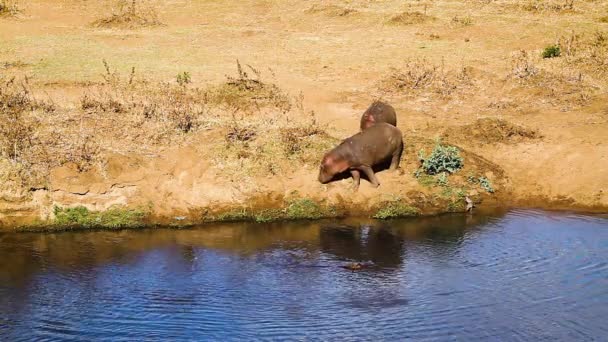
left=214, top=208, right=251, bottom=222
left=419, top=141, right=464, bottom=175
left=414, top=171, right=437, bottom=187
left=467, top=174, right=495, bottom=193
left=373, top=200, right=420, bottom=219
left=254, top=208, right=283, bottom=223
left=447, top=200, right=465, bottom=212
left=542, top=45, right=561, bottom=58
left=478, top=176, right=495, bottom=193
left=599, top=16, right=608, bottom=23
left=436, top=172, right=449, bottom=187
left=285, top=198, right=327, bottom=220
left=204, top=197, right=339, bottom=223
left=176, top=71, right=191, bottom=87
left=53, top=205, right=146, bottom=228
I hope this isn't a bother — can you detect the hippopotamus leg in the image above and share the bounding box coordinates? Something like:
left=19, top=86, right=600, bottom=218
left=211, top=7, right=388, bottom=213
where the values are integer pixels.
left=389, top=141, right=404, bottom=171
left=350, top=169, right=361, bottom=190
left=360, top=166, right=380, bottom=188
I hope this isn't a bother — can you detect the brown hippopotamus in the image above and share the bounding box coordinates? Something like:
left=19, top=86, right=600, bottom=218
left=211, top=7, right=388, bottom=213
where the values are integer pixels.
left=318, top=122, right=403, bottom=190
left=360, top=101, right=397, bottom=131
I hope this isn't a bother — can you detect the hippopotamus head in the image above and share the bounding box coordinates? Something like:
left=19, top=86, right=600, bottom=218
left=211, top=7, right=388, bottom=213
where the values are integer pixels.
left=361, top=113, right=375, bottom=130
left=318, top=154, right=349, bottom=184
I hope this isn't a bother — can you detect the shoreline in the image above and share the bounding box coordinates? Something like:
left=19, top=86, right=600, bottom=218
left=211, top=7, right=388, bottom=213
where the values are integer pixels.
left=3, top=202, right=606, bottom=233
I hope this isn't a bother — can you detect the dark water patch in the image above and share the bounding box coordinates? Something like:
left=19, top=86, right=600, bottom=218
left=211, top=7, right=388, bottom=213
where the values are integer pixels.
left=0, top=210, right=607, bottom=340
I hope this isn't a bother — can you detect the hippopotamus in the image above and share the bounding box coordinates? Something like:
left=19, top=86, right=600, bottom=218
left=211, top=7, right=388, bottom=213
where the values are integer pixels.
left=318, top=122, right=403, bottom=189
left=360, top=101, right=397, bottom=131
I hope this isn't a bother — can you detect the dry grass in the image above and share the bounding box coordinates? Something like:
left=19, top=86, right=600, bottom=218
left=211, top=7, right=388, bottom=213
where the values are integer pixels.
left=450, top=15, right=473, bottom=27
left=305, top=4, right=357, bottom=17
left=509, top=50, right=539, bottom=79
left=387, top=11, right=435, bottom=25
left=0, top=58, right=337, bottom=187
left=380, top=59, right=474, bottom=97
left=206, top=60, right=292, bottom=114
left=520, top=0, right=576, bottom=13
left=92, top=0, right=162, bottom=28
left=0, top=77, right=57, bottom=186
left=0, top=0, right=19, bottom=16
left=214, top=108, right=337, bottom=179
left=443, top=118, right=541, bottom=145
left=558, top=30, right=608, bottom=76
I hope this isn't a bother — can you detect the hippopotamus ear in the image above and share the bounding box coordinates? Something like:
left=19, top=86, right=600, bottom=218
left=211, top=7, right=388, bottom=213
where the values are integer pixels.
left=333, top=158, right=349, bottom=173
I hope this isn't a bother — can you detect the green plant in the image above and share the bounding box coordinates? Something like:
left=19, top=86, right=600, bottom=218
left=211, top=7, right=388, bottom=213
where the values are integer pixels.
left=478, top=176, right=495, bottom=193
left=419, top=141, right=464, bottom=175
left=176, top=71, right=191, bottom=87
left=415, top=170, right=436, bottom=187
left=436, top=172, right=449, bottom=186
left=542, top=44, right=561, bottom=58
left=215, top=208, right=251, bottom=222
left=373, top=201, right=419, bottom=219
left=254, top=209, right=283, bottom=223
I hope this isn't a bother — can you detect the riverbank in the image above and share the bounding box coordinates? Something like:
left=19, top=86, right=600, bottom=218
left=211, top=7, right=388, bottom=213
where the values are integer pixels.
left=1, top=0, right=607, bottom=231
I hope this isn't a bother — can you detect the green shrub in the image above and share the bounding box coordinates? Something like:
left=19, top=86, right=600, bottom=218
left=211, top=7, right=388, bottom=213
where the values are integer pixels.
left=478, top=176, right=495, bottom=193
left=419, top=142, right=464, bottom=175
left=542, top=45, right=561, bottom=58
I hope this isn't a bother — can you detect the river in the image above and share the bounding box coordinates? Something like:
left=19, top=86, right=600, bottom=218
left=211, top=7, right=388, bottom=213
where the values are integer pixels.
left=1, top=209, right=607, bottom=340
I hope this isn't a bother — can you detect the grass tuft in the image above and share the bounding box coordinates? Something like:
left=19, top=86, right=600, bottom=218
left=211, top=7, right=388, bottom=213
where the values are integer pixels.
left=92, top=0, right=162, bottom=29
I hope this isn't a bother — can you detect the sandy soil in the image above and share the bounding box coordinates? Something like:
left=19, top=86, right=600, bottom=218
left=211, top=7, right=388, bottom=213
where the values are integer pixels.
left=1, top=0, right=607, bottom=227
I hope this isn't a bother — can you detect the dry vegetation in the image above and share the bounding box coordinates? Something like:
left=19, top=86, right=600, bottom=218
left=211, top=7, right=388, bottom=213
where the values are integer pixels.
left=387, top=11, right=435, bottom=25
left=92, top=0, right=162, bottom=28
left=380, top=59, right=475, bottom=98
left=306, top=4, right=358, bottom=17
left=0, top=59, right=337, bottom=189
left=0, top=0, right=18, bottom=16
left=519, top=0, right=576, bottom=13
left=442, top=118, right=541, bottom=145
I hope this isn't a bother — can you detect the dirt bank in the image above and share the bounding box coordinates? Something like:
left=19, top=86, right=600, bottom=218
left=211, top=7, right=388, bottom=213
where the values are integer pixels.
left=1, top=0, right=607, bottom=229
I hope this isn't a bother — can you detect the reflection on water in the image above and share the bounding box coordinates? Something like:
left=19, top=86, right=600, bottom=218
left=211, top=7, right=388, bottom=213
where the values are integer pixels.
left=1, top=210, right=607, bottom=340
